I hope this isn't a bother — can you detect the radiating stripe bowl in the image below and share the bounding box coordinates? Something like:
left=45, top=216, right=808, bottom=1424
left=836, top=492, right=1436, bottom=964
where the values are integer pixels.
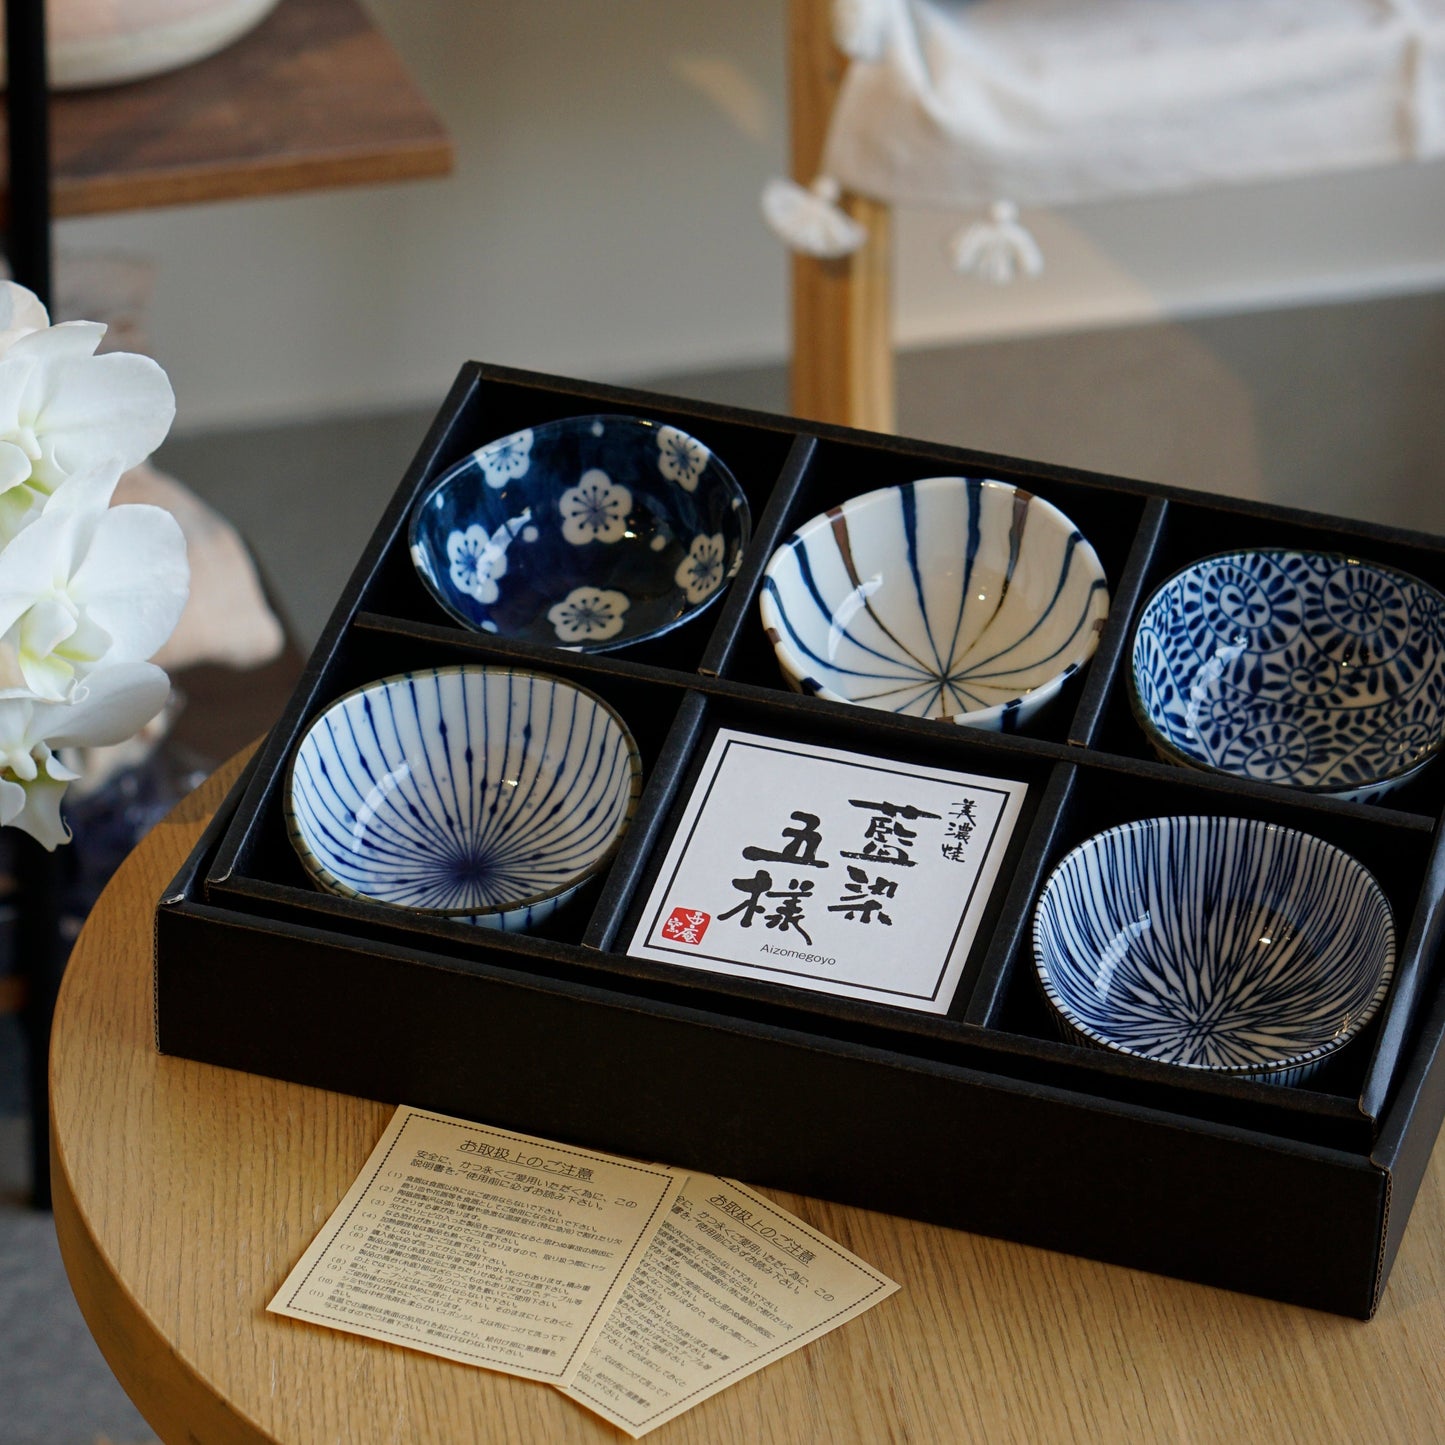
left=286, top=666, right=643, bottom=932
left=760, top=477, right=1109, bottom=729
left=1032, top=816, right=1395, bottom=1084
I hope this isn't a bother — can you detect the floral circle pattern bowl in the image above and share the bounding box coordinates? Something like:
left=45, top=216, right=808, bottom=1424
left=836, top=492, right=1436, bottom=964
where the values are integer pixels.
left=409, top=415, right=750, bottom=652
left=759, top=476, right=1109, bottom=729
left=1130, top=550, right=1445, bottom=800
left=286, top=666, right=643, bottom=932
left=1033, top=815, right=1395, bottom=1084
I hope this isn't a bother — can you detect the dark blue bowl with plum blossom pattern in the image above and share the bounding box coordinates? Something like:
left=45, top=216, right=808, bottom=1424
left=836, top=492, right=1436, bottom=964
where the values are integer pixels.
left=408, top=414, right=750, bottom=652
left=1129, top=549, right=1445, bottom=800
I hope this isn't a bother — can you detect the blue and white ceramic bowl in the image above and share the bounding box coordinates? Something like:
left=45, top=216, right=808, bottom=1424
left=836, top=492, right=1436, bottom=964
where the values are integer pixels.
left=1033, top=815, right=1395, bottom=1084
left=1130, top=550, right=1445, bottom=800
left=286, top=666, right=643, bottom=931
left=409, top=415, right=750, bottom=652
left=760, top=477, right=1109, bottom=729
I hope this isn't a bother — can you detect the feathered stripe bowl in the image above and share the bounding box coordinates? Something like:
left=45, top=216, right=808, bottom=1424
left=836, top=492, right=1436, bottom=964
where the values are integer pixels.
left=760, top=477, right=1109, bottom=729
left=286, top=666, right=642, bottom=931
left=1032, top=815, right=1395, bottom=1084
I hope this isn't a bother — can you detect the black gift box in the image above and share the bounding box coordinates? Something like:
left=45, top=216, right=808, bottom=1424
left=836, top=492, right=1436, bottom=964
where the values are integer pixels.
left=155, top=364, right=1445, bottom=1318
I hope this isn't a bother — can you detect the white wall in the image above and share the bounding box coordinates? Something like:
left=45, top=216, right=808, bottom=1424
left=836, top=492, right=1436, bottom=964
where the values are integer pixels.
left=56, top=0, right=1445, bottom=433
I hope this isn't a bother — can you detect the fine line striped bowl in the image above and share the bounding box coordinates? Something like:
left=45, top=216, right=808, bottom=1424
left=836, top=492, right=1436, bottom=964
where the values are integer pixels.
left=759, top=477, right=1110, bottom=730
left=1032, top=816, right=1396, bottom=1084
left=286, top=666, right=643, bottom=932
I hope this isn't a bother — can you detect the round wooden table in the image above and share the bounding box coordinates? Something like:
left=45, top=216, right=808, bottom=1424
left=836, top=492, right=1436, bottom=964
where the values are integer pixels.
left=50, top=754, right=1445, bottom=1443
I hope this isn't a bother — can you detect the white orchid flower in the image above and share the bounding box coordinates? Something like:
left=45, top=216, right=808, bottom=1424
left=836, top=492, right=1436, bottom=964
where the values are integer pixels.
left=0, top=457, right=189, bottom=702
left=0, top=281, right=48, bottom=354
left=0, top=280, right=175, bottom=543
left=0, top=660, right=173, bottom=848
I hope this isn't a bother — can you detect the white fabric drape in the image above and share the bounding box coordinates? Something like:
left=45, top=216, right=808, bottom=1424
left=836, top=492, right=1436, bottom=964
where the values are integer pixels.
left=824, top=0, right=1445, bottom=209
left=765, top=0, right=1445, bottom=271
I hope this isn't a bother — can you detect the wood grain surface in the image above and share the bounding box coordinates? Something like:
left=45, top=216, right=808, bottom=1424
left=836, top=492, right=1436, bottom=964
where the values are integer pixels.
left=787, top=0, right=894, bottom=434
left=0, top=0, right=452, bottom=223
left=50, top=751, right=1445, bottom=1443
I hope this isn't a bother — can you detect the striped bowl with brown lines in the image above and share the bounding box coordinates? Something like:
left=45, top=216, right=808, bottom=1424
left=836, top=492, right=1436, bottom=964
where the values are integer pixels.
left=759, top=477, right=1110, bottom=730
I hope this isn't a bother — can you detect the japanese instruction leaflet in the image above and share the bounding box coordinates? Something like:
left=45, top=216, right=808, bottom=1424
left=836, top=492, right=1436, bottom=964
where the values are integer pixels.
left=270, top=1107, right=898, bottom=1437
left=269, top=1107, right=682, bottom=1383
left=628, top=729, right=1028, bottom=1013
left=561, top=1173, right=897, bottom=1436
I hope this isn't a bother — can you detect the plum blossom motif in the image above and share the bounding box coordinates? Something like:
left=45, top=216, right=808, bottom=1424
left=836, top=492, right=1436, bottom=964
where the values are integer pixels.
left=472, top=428, right=533, bottom=489
left=547, top=586, right=630, bottom=644
left=446, top=511, right=531, bottom=605
left=656, top=426, right=710, bottom=492
left=559, top=469, right=631, bottom=545
left=675, top=532, right=726, bottom=604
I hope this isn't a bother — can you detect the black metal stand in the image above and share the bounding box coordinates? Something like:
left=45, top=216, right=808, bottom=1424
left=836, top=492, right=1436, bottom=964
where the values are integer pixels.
left=6, top=0, right=64, bottom=1209
left=6, top=0, right=52, bottom=308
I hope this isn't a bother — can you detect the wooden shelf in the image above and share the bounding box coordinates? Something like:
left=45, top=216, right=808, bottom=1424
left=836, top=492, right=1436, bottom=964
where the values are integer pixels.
left=0, top=0, right=453, bottom=224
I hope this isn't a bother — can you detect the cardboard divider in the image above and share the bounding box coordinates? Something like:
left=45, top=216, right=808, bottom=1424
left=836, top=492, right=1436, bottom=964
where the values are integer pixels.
left=1066, top=497, right=1169, bottom=747
left=698, top=435, right=817, bottom=677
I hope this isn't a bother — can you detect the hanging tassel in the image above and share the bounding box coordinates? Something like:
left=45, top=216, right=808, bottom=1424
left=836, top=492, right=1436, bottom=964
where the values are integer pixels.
left=761, top=175, right=867, bottom=258
left=832, top=0, right=891, bottom=62
left=947, top=202, right=1044, bottom=284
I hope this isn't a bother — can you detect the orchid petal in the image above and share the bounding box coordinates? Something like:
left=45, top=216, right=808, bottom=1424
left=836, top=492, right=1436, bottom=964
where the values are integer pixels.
left=17, top=599, right=82, bottom=702
left=0, top=776, right=24, bottom=827
left=0, top=641, right=28, bottom=696
left=37, top=660, right=171, bottom=751
left=70, top=504, right=189, bottom=662
left=29, top=351, right=175, bottom=485
left=0, top=282, right=49, bottom=355
left=5, top=771, right=71, bottom=849
left=5, top=319, right=104, bottom=365
left=0, top=357, right=36, bottom=442
left=0, top=507, right=90, bottom=639
left=0, top=442, right=32, bottom=495
left=0, top=488, right=44, bottom=547
left=42, top=457, right=126, bottom=516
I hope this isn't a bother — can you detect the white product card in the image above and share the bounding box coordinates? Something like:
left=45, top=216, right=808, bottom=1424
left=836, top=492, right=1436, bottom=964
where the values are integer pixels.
left=268, top=1107, right=684, bottom=1385
left=627, top=729, right=1028, bottom=1013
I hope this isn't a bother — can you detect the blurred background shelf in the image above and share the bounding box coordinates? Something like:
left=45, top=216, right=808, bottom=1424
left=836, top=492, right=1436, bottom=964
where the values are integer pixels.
left=0, top=0, right=451, bottom=1212
left=0, top=0, right=453, bottom=224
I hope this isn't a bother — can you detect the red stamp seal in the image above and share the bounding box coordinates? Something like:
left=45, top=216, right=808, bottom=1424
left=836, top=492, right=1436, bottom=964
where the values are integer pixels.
left=661, top=907, right=710, bottom=945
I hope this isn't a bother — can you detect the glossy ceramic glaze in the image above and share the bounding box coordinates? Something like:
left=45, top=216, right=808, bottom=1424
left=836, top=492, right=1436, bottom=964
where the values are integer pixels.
left=286, top=666, right=642, bottom=931
left=759, top=477, right=1110, bottom=729
left=1130, top=549, right=1445, bottom=800
left=1033, top=815, right=1395, bottom=1083
left=409, top=415, right=750, bottom=651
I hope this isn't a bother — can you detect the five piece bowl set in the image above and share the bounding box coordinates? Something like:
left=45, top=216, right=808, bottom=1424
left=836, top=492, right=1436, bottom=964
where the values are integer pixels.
left=286, top=412, right=1436, bottom=1091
